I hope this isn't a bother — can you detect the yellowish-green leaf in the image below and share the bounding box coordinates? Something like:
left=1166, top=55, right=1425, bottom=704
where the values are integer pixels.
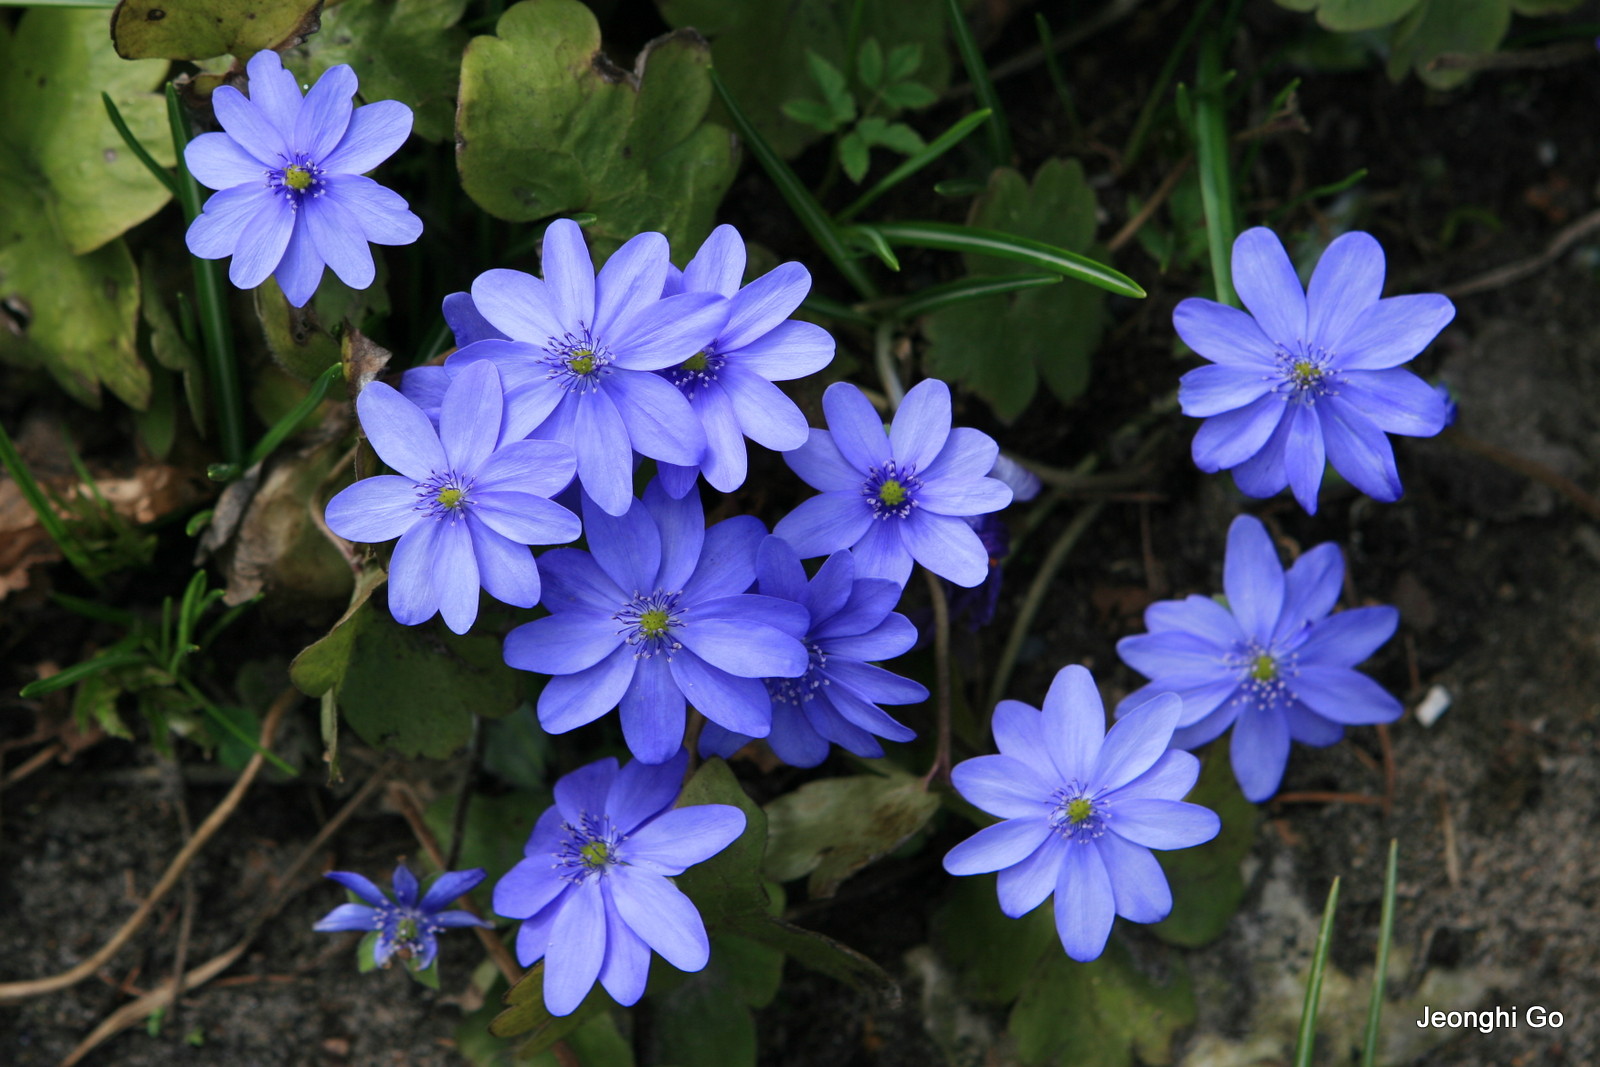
left=112, top=0, right=325, bottom=61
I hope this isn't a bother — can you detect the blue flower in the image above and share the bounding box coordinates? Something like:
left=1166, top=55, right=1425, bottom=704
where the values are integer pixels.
left=1115, top=514, right=1402, bottom=802
left=503, top=479, right=810, bottom=763
left=653, top=225, right=835, bottom=497
left=700, top=538, right=926, bottom=766
left=314, top=863, right=491, bottom=971
left=1176, top=228, right=1455, bottom=513
left=492, top=749, right=745, bottom=1015
left=444, top=220, right=728, bottom=515
left=184, top=50, right=421, bottom=308
left=775, top=378, right=1013, bottom=588
left=943, top=666, right=1219, bottom=962
left=324, top=360, right=581, bottom=634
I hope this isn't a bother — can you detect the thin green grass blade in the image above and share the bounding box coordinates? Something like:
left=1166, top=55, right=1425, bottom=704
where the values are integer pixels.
left=0, top=420, right=103, bottom=588
left=711, top=70, right=878, bottom=300
left=167, top=84, right=246, bottom=465
left=855, top=221, right=1146, bottom=298
left=1294, top=876, right=1342, bottom=1067
left=837, top=109, right=992, bottom=222
left=942, top=0, right=1011, bottom=165
left=1361, top=840, right=1400, bottom=1067
left=102, top=92, right=180, bottom=199
left=19, top=652, right=149, bottom=698
left=1192, top=32, right=1238, bottom=306
left=893, top=272, right=1062, bottom=319
left=1034, top=14, right=1083, bottom=144
left=50, top=591, right=137, bottom=626
left=1271, top=167, right=1369, bottom=225
left=933, top=177, right=985, bottom=198
left=176, top=676, right=296, bottom=775
left=1121, top=0, right=1215, bottom=173
left=246, top=362, right=341, bottom=469
left=800, top=294, right=876, bottom=327
left=848, top=226, right=901, bottom=271
left=170, top=569, right=210, bottom=675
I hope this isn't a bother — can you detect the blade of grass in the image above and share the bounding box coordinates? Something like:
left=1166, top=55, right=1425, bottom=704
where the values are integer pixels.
left=101, top=93, right=180, bottom=199
left=1270, top=167, right=1369, bottom=225
left=1034, top=14, right=1083, bottom=144
left=942, top=0, right=1011, bottom=165
left=167, top=84, right=246, bottom=465
left=245, top=362, right=341, bottom=469
left=1361, top=840, right=1400, bottom=1067
left=847, top=226, right=901, bottom=271
left=892, top=272, right=1062, bottom=319
left=711, top=70, right=878, bottom=300
left=1294, top=876, right=1342, bottom=1067
left=19, top=653, right=150, bottom=698
left=175, top=676, right=297, bottom=776
left=1120, top=0, right=1215, bottom=174
left=837, top=109, right=992, bottom=222
left=853, top=221, right=1146, bottom=298
left=50, top=591, right=137, bottom=626
left=1192, top=31, right=1238, bottom=306
left=800, top=294, right=876, bottom=328
left=0, top=420, right=104, bottom=588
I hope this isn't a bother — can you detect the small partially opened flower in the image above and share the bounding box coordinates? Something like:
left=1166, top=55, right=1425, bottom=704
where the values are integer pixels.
left=1176, top=228, right=1454, bottom=513
left=944, top=666, right=1219, bottom=962
left=325, top=360, right=581, bottom=634
left=1116, top=515, right=1402, bottom=801
left=446, top=220, right=728, bottom=515
left=314, top=863, right=491, bottom=971
left=775, top=378, right=1013, bottom=587
left=700, top=537, right=925, bottom=766
left=184, top=50, right=421, bottom=307
left=654, top=225, right=835, bottom=497
left=492, top=750, right=745, bottom=1015
left=504, top=480, right=809, bottom=763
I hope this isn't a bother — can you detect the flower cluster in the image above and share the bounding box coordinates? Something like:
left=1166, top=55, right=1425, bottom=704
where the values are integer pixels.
left=313, top=863, right=491, bottom=971
left=185, top=50, right=421, bottom=307
left=1116, top=515, right=1402, bottom=801
left=1176, top=228, right=1453, bottom=513
left=492, top=750, right=745, bottom=1014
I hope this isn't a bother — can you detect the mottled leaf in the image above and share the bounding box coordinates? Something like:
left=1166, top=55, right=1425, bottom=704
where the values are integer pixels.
left=112, top=0, right=325, bottom=61
left=932, top=873, right=1058, bottom=1005
left=763, top=767, right=939, bottom=898
left=1272, top=0, right=1421, bottom=30
left=1386, top=0, right=1510, bottom=90
left=651, top=934, right=782, bottom=1067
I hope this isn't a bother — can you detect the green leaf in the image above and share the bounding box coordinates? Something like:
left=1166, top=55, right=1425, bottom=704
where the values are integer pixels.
left=652, top=934, right=782, bottom=1067
left=457, top=0, right=738, bottom=260
left=284, top=0, right=469, bottom=143
left=884, top=42, right=922, bottom=83
left=804, top=49, right=855, bottom=124
left=140, top=255, right=206, bottom=434
left=922, top=160, right=1112, bottom=420
left=838, top=129, right=871, bottom=183
left=878, top=80, right=937, bottom=109
left=763, top=767, right=939, bottom=898
left=1386, top=0, right=1510, bottom=90
left=893, top=272, right=1062, bottom=320
left=865, top=119, right=925, bottom=155
left=1009, top=939, right=1196, bottom=1067
left=290, top=582, right=520, bottom=759
left=780, top=97, right=841, bottom=133
left=862, top=218, right=1144, bottom=298
left=837, top=108, right=992, bottom=222
left=0, top=9, right=177, bottom=408
left=932, top=873, right=1058, bottom=1005
left=657, top=0, right=953, bottom=159
left=490, top=962, right=609, bottom=1046
left=1293, top=877, right=1342, bottom=1067
left=1150, top=745, right=1260, bottom=948
left=856, top=36, right=884, bottom=89
left=424, top=790, right=550, bottom=888
left=111, top=0, right=323, bottom=60
left=1272, top=0, right=1422, bottom=30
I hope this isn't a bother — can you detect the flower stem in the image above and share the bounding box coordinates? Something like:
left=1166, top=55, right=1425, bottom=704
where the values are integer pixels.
left=919, top=566, right=953, bottom=790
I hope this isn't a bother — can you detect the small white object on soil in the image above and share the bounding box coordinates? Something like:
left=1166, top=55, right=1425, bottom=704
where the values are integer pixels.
left=1415, top=684, right=1452, bottom=728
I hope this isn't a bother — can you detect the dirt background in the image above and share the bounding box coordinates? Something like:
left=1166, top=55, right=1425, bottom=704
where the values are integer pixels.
left=4, top=2, right=1600, bottom=1065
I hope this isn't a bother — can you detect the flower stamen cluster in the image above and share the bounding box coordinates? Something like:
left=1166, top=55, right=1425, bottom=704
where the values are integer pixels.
left=555, top=813, right=623, bottom=884
left=614, top=589, right=687, bottom=658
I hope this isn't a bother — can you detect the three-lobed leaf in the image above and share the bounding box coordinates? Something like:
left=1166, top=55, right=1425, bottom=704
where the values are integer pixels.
left=112, top=0, right=324, bottom=60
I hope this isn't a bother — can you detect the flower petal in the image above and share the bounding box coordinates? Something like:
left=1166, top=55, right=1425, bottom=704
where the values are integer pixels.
left=325, top=476, right=419, bottom=543
left=889, top=378, right=952, bottom=473
left=678, top=617, right=807, bottom=677
left=1179, top=363, right=1275, bottom=417
left=504, top=611, right=624, bottom=675
left=730, top=319, right=836, bottom=380
left=573, top=390, right=634, bottom=516
left=1041, top=664, right=1105, bottom=783
left=1306, top=231, right=1385, bottom=349
left=1336, top=294, right=1455, bottom=370
left=538, top=646, right=637, bottom=732
left=821, top=682, right=917, bottom=741
left=433, top=520, right=480, bottom=634
left=274, top=212, right=323, bottom=307
left=296, top=63, right=357, bottom=159
left=950, top=755, right=1054, bottom=819
left=1113, top=750, right=1202, bottom=803
left=772, top=491, right=873, bottom=559
left=437, top=360, right=503, bottom=471
left=784, top=430, right=863, bottom=493
left=357, top=380, right=447, bottom=481
left=211, top=84, right=288, bottom=165
left=243, top=50, right=301, bottom=136
left=693, top=385, right=748, bottom=493
left=1296, top=606, right=1398, bottom=667
left=1275, top=543, right=1343, bottom=644
left=1284, top=403, right=1326, bottom=514
left=902, top=512, right=989, bottom=587
left=669, top=654, right=773, bottom=737
left=325, top=870, right=389, bottom=906
left=943, top=817, right=1052, bottom=875
left=1338, top=370, right=1449, bottom=437
left=1055, top=840, right=1115, bottom=962
left=620, top=655, right=687, bottom=764
left=605, top=749, right=688, bottom=835
left=420, top=869, right=487, bottom=913
left=184, top=132, right=272, bottom=190
left=1285, top=701, right=1345, bottom=746
left=544, top=881, right=606, bottom=1016
left=849, top=518, right=913, bottom=587
left=919, top=427, right=999, bottom=485
left=227, top=193, right=295, bottom=289
left=721, top=261, right=810, bottom=350
left=443, top=291, right=509, bottom=347
left=186, top=183, right=274, bottom=259
left=1144, top=593, right=1242, bottom=642
left=467, top=519, right=540, bottom=607
left=1173, top=297, right=1280, bottom=368
left=514, top=900, right=561, bottom=966
left=1109, top=799, right=1220, bottom=850
left=824, top=658, right=926, bottom=705
left=1232, top=227, right=1307, bottom=344
left=597, top=883, right=652, bottom=1006
left=324, top=173, right=420, bottom=246
left=582, top=491, right=661, bottom=592
left=720, top=367, right=809, bottom=451
left=755, top=535, right=808, bottom=604
left=1291, top=666, right=1402, bottom=724
left=474, top=439, right=577, bottom=498
left=607, top=371, right=705, bottom=465
left=609, top=865, right=710, bottom=972
left=305, top=194, right=375, bottom=290
left=595, top=230, right=670, bottom=338
left=819, top=615, right=918, bottom=662
left=1191, top=393, right=1285, bottom=472
left=915, top=475, right=1011, bottom=519
left=1224, top=515, right=1285, bottom=644
left=1093, top=691, right=1181, bottom=791
left=386, top=519, right=441, bottom=625
left=990, top=699, right=1049, bottom=771
left=682, top=515, right=765, bottom=602
left=1096, top=834, right=1172, bottom=923
left=682, top=224, right=746, bottom=297
left=997, top=834, right=1066, bottom=917
left=472, top=268, right=566, bottom=345
left=1229, top=703, right=1290, bottom=802
left=314, top=903, right=377, bottom=932
left=609, top=291, right=726, bottom=371
left=322, top=99, right=413, bottom=175
left=538, top=548, right=625, bottom=613
left=625, top=805, right=746, bottom=872
left=822, top=381, right=891, bottom=471
left=641, top=479, right=705, bottom=592
left=542, top=219, right=597, bottom=331
left=1319, top=399, right=1401, bottom=502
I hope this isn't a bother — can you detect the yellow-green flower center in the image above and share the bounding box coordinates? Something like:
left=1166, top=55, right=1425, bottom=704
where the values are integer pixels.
left=568, top=349, right=597, bottom=375
left=283, top=164, right=313, bottom=191
left=1250, top=654, right=1278, bottom=682
left=1065, top=798, right=1093, bottom=824
left=878, top=478, right=907, bottom=507
left=436, top=487, right=464, bottom=509
left=681, top=351, right=708, bottom=372
left=637, top=608, right=671, bottom=637
left=1290, top=359, right=1322, bottom=387
left=580, top=840, right=613, bottom=866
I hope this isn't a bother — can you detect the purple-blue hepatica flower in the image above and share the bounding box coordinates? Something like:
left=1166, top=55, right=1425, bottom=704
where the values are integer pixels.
left=503, top=479, right=810, bottom=764
left=654, top=225, right=836, bottom=497
left=700, top=537, right=927, bottom=767
left=443, top=220, right=727, bottom=516
left=492, top=749, right=745, bottom=1015
left=1116, top=514, right=1402, bottom=802
left=943, top=665, right=1219, bottom=962
left=184, top=50, right=421, bottom=308
left=324, top=360, right=581, bottom=634
left=1176, top=227, right=1455, bottom=514
left=775, top=378, right=1013, bottom=588
left=314, top=863, right=491, bottom=971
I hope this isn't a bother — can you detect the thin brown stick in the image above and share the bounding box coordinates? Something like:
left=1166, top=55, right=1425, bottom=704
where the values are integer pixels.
left=390, top=782, right=522, bottom=986
left=0, top=688, right=297, bottom=1006
left=59, top=762, right=393, bottom=1066
left=1427, top=40, right=1597, bottom=73
left=919, top=568, right=954, bottom=791
left=1376, top=723, right=1396, bottom=821
left=1109, top=155, right=1192, bottom=253
left=1442, top=428, right=1600, bottom=523
left=1440, top=207, right=1600, bottom=298
left=163, top=760, right=197, bottom=1025
left=0, top=741, right=62, bottom=791
left=1271, top=791, right=1385, bottom=807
